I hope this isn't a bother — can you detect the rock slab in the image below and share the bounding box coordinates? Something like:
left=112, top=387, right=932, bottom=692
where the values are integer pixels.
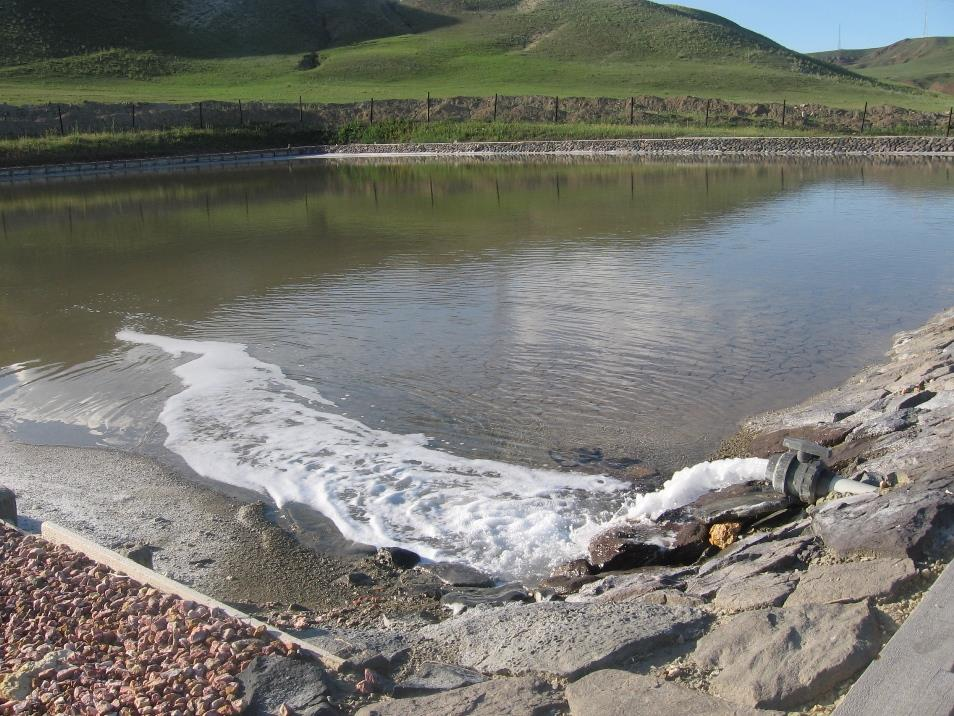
left=420, top=601, right=710, bottom=679
left=811, top=473, right=954, bottom=561
left=712, top=571, right=799, bottom=612
left=784, top=557, right=916, bottom=607
left=693, top=602, right=881, bottom=710
left=565, top=670, right=779, bottom=716
left=356, top=677, right=565, bottom=716
left=394, top=662, right=487, bottom=696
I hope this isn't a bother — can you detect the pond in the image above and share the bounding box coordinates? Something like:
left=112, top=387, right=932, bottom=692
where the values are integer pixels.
left=1, top=157, right=953, bottom=576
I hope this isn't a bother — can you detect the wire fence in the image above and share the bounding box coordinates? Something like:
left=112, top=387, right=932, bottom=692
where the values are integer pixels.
left=1, top=94, right=952, bottom=139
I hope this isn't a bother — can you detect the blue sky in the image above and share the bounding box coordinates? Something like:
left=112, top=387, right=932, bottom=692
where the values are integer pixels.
left=677, top=0, right=954, bottom=53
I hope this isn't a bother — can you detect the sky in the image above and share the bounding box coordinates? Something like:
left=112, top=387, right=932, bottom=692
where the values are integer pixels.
left=677, top=0, right=954, bottom=53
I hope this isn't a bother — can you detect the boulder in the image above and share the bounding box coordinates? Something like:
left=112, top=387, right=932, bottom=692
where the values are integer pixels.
left=658, top=482, right=793, bottom=528
left=565, top=670, right=779, bottom=715
left=394, top=662, right=487, bottom=697
left=0, top=486, right=16, bottom=525
left=238, top=655, right=332, bottom=715
left=420, top=562, right=494, bottom=588
left=712, top=571, right=799, bottom=612
left=588, top=520, right=708, bottom=572
left=418, top=600, right=710, bottom=680
left=784, top=557, right=916, bottom=607
left=356, top=677, right=564, bottom=716
left=687, top=532, right=817, bottom=599
left=693, top=602, right=881, bottom=710
left=811, top=473, right=954, bottom=560
left=549, top=559, right=596, bottom=579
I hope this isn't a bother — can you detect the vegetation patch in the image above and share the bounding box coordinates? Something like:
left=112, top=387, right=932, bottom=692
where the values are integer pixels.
left=1, top=50, right=189, bottom=80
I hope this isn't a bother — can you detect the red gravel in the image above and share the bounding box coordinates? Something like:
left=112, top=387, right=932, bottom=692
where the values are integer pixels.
left=0, top=523, right=295, bottom=715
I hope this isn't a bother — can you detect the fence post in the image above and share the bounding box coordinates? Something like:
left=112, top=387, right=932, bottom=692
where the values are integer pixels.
left=426, top=92, right=431, bottom=123
left=370, top=98, right=374, bottom=125
left=57, top=105, right=65, bottom=136
left=198, top=102, right=204, bottom=130
left=705, top=99, right=710, bottom=127
left=860, top=102, right=868, bottom=133
left=238, top=100, right=243, bottom=127
left=947, top=107, right=952, bottom=138
left=493, top=94, right=498, bottom=122
left=781, top=99, right=787, bottom=128
left=131, top=102, right=136, bottom=130
left=631, top=97, right=635, bottom=125
left=299, top=96, right=304, bottom=124
left=554, top=96, right=559, bottom=123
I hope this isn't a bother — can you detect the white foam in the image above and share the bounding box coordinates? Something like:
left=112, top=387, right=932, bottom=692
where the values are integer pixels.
left=117, top=331, right=769, bottom=578
left=616, top=457, right=769, bottom=522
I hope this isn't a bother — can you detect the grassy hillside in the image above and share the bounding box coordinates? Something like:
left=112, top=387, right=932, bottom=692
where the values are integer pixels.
left=0, top=0, right=949, bottom=111
left=812, top=37, right=954, bottom=97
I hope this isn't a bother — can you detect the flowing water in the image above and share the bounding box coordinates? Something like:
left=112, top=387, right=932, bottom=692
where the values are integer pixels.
left=1, top=157, right=953, bottom=577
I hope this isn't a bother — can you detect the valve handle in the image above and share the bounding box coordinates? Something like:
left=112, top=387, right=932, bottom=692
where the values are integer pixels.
left=782, top=437, right=831, bottom=462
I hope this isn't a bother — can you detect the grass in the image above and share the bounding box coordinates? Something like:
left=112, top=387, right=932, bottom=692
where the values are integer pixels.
left=812, top=38, right=954, bottom=97
left=0, top=118, right=921, bottom=168
left=0, top=0, right=949, bottom=112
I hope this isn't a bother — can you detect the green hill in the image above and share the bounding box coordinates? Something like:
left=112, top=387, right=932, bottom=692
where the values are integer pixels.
left=812, top=37, right=954, bottom=96
left=0, top=0, right=948, bottom=111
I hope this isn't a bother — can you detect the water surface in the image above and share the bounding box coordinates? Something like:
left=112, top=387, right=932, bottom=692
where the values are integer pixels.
left=1, top=157, right=952, bottom=575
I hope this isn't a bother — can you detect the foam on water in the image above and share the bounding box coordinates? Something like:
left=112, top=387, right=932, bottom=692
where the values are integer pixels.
left=117, top=331, right=768, bottom=578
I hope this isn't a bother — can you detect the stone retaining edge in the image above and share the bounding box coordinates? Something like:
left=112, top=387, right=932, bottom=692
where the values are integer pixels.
left=834, top=556, right=954, bottom=715
left=37, top=521, right=347, bottom=673
left=2, top=136, right=953, bottom=183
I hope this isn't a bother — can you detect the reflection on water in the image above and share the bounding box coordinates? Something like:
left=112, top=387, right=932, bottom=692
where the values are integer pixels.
left=1, top=158, right=953, bottom=479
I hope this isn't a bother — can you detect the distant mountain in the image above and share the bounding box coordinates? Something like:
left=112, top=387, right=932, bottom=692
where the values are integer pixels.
left=0, top=0, right=453, bottom=63
left=812, top=37, right=954, bottom=95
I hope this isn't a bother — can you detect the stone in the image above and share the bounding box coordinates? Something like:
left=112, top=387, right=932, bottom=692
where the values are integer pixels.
left=394, top=662, right=487, bottom=697
left=549, top=558, right=596, bottom=579
left=687, top=533, right=817, bottom=599
left=122, top=544, right=156, bottom=569
left=588, top=520, right=708, bottom=572
left=748, top=425, right=854, bottom=459
left=304, top=628, right=412, bottom=664
left=396, top=569, right=450, bottom=598
left=566, top=566, right=693, bottom=604
left=565, top=670, right=778, bottom=716
left=811, top=473, right=954, bottom=560
left=376, top=546, right=420, bottom=570
left=712, top=572, right=799, bottom=612
left=237, top=655, right=332, bottom=716
left=784, top=557, right=916, bottom=606
left=356, top=677, right=564, bottom=716
left=440, top=583, right=529, bottom=612
left=537, top=574, right=600, bottom=596
left=709, top=522, right=743, bottom=549
left=0, top=485, right=16, bottom=525
left=420, top=562, right=494, bottom=588
left=636, top=589, right=707, bottom=608
left=693, top=602, right=881, bottom=710
left=0, top=649, right=71, bottom=701
left=418, top=600, right=709, bottom=679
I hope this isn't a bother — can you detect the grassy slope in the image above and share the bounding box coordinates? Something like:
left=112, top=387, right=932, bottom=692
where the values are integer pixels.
left=0, top=0, right=948, bottom=111
left=812, top=38, right=954, bottom=97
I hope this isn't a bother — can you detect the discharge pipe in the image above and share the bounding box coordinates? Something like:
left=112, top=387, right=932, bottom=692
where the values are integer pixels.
left=767, top=437, right=878, bottom=505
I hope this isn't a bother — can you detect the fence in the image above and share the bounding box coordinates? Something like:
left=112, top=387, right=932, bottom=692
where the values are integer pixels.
left=1, top=95, right=951, bottom=139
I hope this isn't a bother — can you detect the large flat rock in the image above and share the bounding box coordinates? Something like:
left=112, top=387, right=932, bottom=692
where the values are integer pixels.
left=811, top=473, right=954, bottom=560
left=693, top=602, right=881, bottom=710
left=712, top=571, right=799, bottom=612
left=784, top=558, right=916, bottom=607
left=566, top=670, right=779, bottom=716
left=687, top=531, right=816, bottom=599
left=356, top=677, right=565, bottom=716
left=418, top=601, right=710, bottom=679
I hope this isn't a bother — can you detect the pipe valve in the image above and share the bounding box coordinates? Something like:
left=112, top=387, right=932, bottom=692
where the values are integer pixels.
left=767, top=437, right=878, bottom=505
